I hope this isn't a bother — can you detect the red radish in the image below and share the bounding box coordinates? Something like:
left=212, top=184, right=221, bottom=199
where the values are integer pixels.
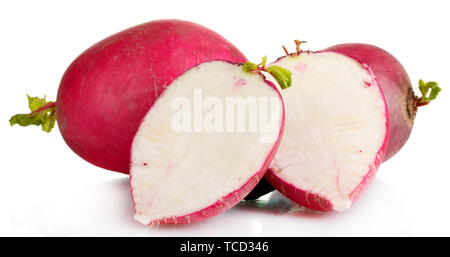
left=261, top=45, right=389, bottom=211
left=130, top=60, right=286, bottom=225
left=9, top=19, right=247, bottom=174
left=325, top=43, right=440, bottom=161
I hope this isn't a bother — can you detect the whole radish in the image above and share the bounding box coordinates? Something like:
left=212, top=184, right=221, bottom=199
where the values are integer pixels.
left=10, top=19, right=247, bottom=173
left=325, top=43, right=440, bottom=161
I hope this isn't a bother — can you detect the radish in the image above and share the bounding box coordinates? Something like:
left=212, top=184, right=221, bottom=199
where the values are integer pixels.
left=325, top=43, right=441, bottom=161
left=245, top=42, right=440, bottom=204
left=253, top=42, right=390, bottom=211
left=130, top=60, right=289, bottom=225
left=9, top=19, right=247, bottom=173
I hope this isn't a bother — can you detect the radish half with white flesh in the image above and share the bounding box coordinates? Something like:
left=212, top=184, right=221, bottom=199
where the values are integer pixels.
left=130, top=61, right=286, bottom=225
left=264, top=51, right=389, bottom=211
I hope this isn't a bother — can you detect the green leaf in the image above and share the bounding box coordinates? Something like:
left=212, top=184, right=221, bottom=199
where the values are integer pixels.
left=266, top=65, right=292, bottom=89
left=243, top=61, right=257, bottom=72
left=418, top=79, right=441, bottom=103
left=243, top=57, right=292, bottom=90
left=27, top=94, right=49, bottom=111
left=9, top=95, right=56, bottom=133
left=42, top=113, right=57, bottom=133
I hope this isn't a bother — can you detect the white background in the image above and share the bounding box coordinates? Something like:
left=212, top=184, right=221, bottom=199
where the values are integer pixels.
left=1, top=0, right=449, bottom=236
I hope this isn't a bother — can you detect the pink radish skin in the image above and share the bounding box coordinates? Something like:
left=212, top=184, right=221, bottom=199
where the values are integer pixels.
left=55, top=20, right=246, bottom=173
left=325, top=43, right=415, bottom=161
left=129, top=61, right=286, bottom=225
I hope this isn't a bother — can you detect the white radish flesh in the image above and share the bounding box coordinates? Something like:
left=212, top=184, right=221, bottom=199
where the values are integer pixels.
left=265, top=52, right=388, bottom=211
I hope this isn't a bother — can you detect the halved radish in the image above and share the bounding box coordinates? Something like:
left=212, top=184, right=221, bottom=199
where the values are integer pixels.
left=264, top=51, right=389, bottom=211
left=130, top=61, right=285, bottom=225
left=245, top=43, right=440, bottom=202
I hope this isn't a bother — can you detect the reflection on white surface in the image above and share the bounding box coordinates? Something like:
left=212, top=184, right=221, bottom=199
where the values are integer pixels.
left=15, top=176, right=409, bottom=236
left=238, top=191, right=325, bottom=215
